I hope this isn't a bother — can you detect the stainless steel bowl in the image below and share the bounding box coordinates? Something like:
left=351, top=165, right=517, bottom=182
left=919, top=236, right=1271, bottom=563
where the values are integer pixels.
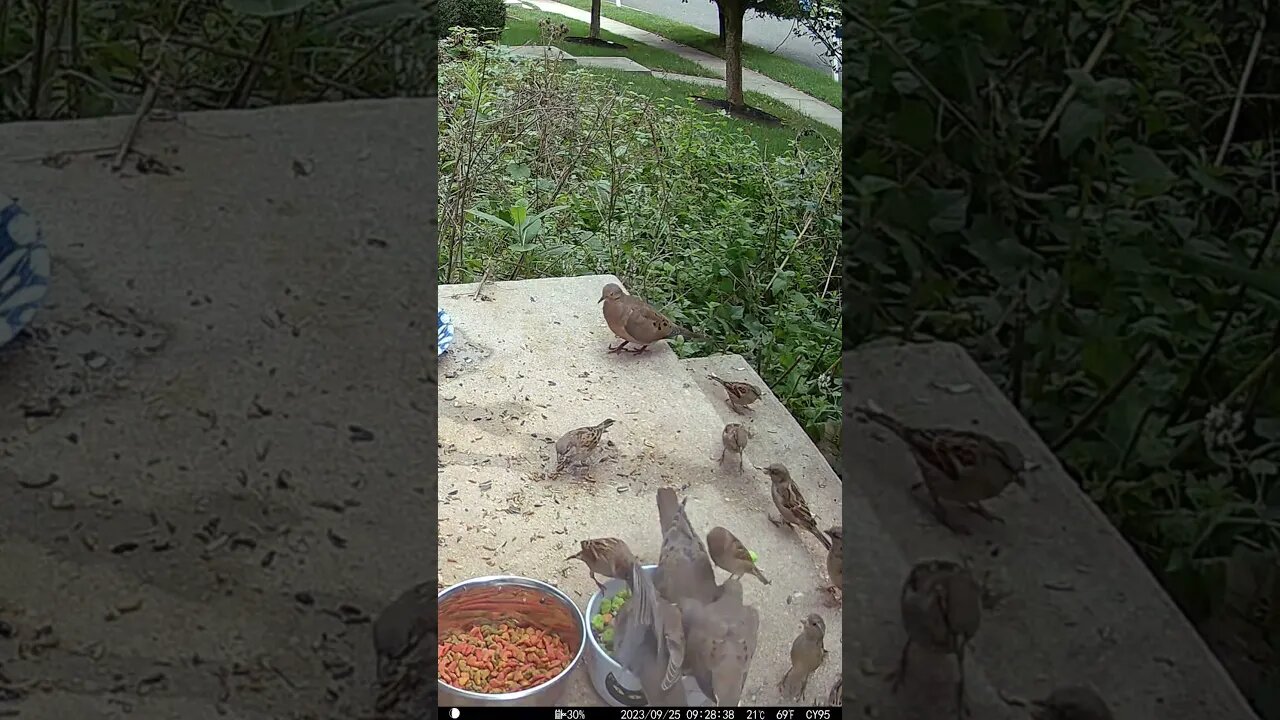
left=438, top=575, right=587, bottom=707
left=583, top=565, right=712, bottom=707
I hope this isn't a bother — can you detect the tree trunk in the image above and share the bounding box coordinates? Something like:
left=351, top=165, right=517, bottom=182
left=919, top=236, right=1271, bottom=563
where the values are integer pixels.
left=717, top=6, right=725, bottom=44
left=721, top=0, right=745, bottom=109
left=590, top=0, right=602, bottom=39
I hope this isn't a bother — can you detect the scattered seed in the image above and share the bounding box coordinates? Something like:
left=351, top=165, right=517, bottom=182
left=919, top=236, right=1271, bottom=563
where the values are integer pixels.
left=19, top=473, right=59, bottom=489
left=111, top=542, right=140, bottom=555
left=49, top=491, right=74, bottom=510
left=326, top=530, right=347, bottom=549
left=348, top=425, right=374, bottom=443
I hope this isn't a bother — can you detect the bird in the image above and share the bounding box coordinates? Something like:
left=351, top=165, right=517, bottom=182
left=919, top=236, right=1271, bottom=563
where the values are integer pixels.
left=599, top=282, right=703, bottom=354
left=828, top=677, right=842, bottom=706
left=614, top=560, right=688, bottom=705
left=763, top=463, right=832, bottom=549
left=553, top=418, right=614, bottom=476
left=566, top=537, right=635, bottom=592
left=824, top=526, right=842, bottom=606
left=655, top=488, right=719, bottom=604
left=1030, top=686, right=1113, bottom=720
left=779, top=613, right=826, bottom=701
left=707, top=374, right=761, bottom=413
left=678, top=577, right=759, bottom=707
left=717, top=422, right=749, bottom=472
left=888, top=559, right=982, bottom=719
left=858, top=405, right=1025, bottom=533
left=372, top=582, right=434, bottom=717
left=706, top=526, right=770, bottom=585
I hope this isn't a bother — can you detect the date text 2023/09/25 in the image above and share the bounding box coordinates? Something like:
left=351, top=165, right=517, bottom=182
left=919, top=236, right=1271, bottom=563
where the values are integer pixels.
left=440, top=708, right=841, bottom=720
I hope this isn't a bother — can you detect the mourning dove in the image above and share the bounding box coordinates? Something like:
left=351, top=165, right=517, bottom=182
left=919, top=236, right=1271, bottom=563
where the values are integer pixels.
left=706, top=526, right=770, bottom=585
left=763, top=463, right=833, bottom=549
left=655, top=488, right=719, bottom=604
left=599, top=283, right=703, bottom=354
left=825, top=526, right=842, bottom=606
left=1030, top=686, right=1113, bottom=720
left=566, top=537, right=635, bottom=591
left=717, top=422, right=749, bottom=472
left=889, top=559, right=982, bottom=719
left=615, top=560, right=689, bottom=705
left=678, top=578, right=759, bottom=707
left=553, top=418, right=614, bottom=476
left=859, top=406, right=1025, bottom=534
left=707, top=374, right=761, bottom=413
left=779, top=613, right=826, bottom=701
left=372, top=582, right=433, bottom=718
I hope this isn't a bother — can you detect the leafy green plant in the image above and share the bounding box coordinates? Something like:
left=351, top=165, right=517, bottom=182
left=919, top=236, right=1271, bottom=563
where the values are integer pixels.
left=439, top=0, right=507, bottom=40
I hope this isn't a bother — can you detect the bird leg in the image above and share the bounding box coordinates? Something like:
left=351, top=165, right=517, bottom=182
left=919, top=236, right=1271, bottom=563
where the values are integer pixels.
left=887, top=639, right=911, bottom=692
left=716, top=448, right=727, bottom=464
left=607, top=340, right=630, bottom=353
left=589, top=572, right=606, bottom=593
left=954, top=643, right=970, bottom=718
left=737, top=452, right=744, bottom=473
left=625, top=344, right=650, bottom=354
left=767, top=514, right=785, bottom=528
left=965, top=501, right=1004, bottom=524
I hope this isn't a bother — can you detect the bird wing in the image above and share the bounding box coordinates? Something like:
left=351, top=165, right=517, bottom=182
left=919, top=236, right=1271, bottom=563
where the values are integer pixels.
left=621, top=299, right=674, bottom=343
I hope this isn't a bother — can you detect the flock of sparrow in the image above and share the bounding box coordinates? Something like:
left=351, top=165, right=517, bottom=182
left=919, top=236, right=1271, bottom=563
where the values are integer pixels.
left=557, top=283, right=1115, bottom=719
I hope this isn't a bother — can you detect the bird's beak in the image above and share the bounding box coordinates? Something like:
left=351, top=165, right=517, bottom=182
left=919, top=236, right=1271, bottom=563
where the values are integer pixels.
left=597, top=295, right=605, bottom=303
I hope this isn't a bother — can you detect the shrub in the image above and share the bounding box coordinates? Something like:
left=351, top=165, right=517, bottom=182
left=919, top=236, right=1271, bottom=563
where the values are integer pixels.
left=439, top=0, right=507, bottom=40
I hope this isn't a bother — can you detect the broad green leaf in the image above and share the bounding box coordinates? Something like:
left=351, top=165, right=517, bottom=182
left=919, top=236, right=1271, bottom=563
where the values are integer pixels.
left=928, top=189, right=969, bottom=233
left=890, top=71, right=921, bottom=95
left=223, top=0, right=317, bottom=17
left=1058, top=99, right=1103, bottom=157
left=1188, top=166, right=1234, bottom=197
left=1175, top=249, right=1280, bottom=301
left=1115, top=144, right=1174, bottom=184
left=506, top=163, right=531, bottom=181
left=855, top=175, right=897, bottom=194
left=509, top=204, right=528, bottom=226
left=466, top=209, right=515, bottom=231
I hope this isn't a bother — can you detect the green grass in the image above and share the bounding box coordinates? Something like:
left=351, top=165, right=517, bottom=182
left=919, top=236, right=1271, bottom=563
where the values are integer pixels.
left=554, top=0, right=840, bottom=108
left=583, top=68, right=837, bottom=154
left=502, top=7, right=715, bottom=78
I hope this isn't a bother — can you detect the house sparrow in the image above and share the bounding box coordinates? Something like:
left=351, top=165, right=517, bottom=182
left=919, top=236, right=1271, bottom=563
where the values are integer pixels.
left=707, top=374, right=762, bottom=413
left=678, top=578, right=759, bottom=707
left=655, top=488, right=719, bottom=604
left=889, top=559, right=982, bottom=719
left=779, top=613, right=826, bottom=701
left=615, top=561, right=688, bottom=705
left=859, top=406, right=1024, bottom=533
left=717, top=422, right=749, bottom=471
left=600, top=283, right=703, bottom=354
left=1030, top=686, right=1113, bottom=720
left=763, top=463, right=832, bottom=549
left=553, top=418, right=615, bottom=476
left=566, top=537, right=635, bottom=591
left=706, top=526, right=770, bottom=585
left=825, top=526, right=842, bottom=606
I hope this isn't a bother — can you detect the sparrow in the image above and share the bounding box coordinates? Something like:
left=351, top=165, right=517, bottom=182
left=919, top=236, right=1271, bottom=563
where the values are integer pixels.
left=829, top=677, right=842, bottom=706
left=889, top=559, right=982, bottom=719
left=599, top=283, right=703, bottom=354
left=553, top=418, right=614, bottom=476
left=373, top=582, right=433, bottom=717
left=858, top=406, right=1025, bottom=533
left=1030, top=686, right=1113, bottom=720
left=717, top=422, right=749, bottom=472
left=825, top=526, right=842, bottom=606
left=779, top=613, right=826, bottom=701
left=707, top=374, right=762, bottom=413
left=678, top=578, right=759, bottom=707
left=615, top=561, right=688, bottom=705
left=655, top=488, right=719, bottom=604
left=706, top=526, right=770, bottom=585
left=566, top=537, right=635, bottom=591
left=763, top=463, right=832, bottom=549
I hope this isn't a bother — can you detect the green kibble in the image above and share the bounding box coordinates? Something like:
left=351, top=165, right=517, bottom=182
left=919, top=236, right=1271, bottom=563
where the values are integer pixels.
left=601, top=627, right=614, bottom=644
left=749, top=550, right=758, bottom=563
left=592, top=614, right=605, bottom=630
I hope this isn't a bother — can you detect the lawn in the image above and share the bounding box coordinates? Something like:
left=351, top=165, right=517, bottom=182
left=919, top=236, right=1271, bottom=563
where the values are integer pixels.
left=554, top=0, right=840, bottom=108
left=503, top=7, right=716, bottom=78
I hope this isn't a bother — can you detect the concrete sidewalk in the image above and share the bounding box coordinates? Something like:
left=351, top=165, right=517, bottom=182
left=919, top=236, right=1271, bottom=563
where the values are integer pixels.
left=511, top=0, right=841, bottom=129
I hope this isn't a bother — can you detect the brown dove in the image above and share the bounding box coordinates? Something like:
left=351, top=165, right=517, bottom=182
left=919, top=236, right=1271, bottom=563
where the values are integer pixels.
left=1030, top=686, right=1113, bottom=720
left=889, top=559, right=982, bottom=719
left=706, top=526, right=770, bottom=585
left=566, top=537, right=635, bottom=591
left=615, top=561, right=688, bottom=705
left=717, top=422, right=749, bottom=472
left=825, top=526, right=842, bottom=605
left=707, top=374, right=761, bottom=413
left=677, top=578, right=759, bottom=707
left=655, top=488, right=719, bottom=604
left=779, top=613, right=826, bottom=701
left=859, top=405, right=1024, bottom=533
left=763, top=463, right=832, bottom=549
left=599, top=283, right=703, bottom=354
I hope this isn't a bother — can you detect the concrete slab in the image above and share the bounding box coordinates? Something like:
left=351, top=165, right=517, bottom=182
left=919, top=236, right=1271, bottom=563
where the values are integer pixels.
left=843, top=342, right=1258, bottom=718
left=506, top=45, right=577, bottom=61
left=437, top=274, right=842, bottom=706
left=651, top=72, right=723, bottom=88
left=572, top=56, right=651, bottom=72
left=0, top=99, right=434, bottom=718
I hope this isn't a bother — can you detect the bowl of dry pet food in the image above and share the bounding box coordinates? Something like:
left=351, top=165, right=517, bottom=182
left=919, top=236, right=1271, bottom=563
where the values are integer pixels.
left=438, top=575, right=587, bottom=706
left=583, top=565, right=712, bottom=706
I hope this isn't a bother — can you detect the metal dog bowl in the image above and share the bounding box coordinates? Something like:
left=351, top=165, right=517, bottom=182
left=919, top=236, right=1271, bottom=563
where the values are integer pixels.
left=0, top=195, right=50, bottom=348
left=438, top=575, right=587, bottom=707
left=583, top=565, right=712, bottom=707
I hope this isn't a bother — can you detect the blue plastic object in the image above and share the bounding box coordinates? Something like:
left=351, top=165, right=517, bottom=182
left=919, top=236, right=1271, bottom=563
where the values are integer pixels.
left=438, top=308, right=454, bottom=355
left=0, top=195, right=50, bottom=348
